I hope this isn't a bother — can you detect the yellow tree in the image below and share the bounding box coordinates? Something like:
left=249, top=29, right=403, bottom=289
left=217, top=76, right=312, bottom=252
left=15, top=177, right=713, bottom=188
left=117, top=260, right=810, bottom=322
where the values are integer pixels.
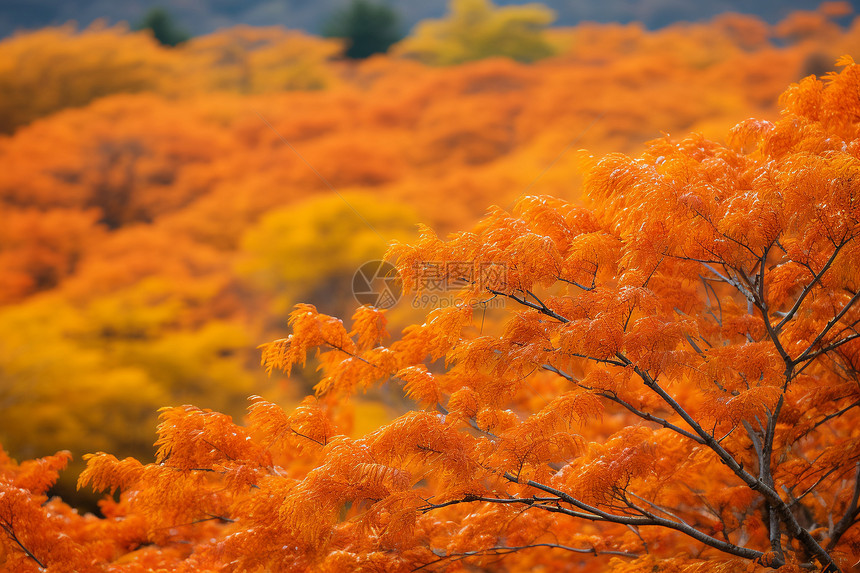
left=394, top=0, right=557, bottom=65
left=237, top=193, right=417, bottom=320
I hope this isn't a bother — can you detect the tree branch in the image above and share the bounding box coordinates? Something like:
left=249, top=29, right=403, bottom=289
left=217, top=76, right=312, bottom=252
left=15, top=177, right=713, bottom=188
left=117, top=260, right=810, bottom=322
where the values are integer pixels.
left=542, top=364, right=705, bottom=444
left=811, top=399, right=860, bottom=432
left=761, top=397, right=786, bottom=561
left=827, top=462, right=860, bottom=551
left=0, top=521, right=46, bottom=569
left=487, top=288, right=570, bottom=324
left=792, top=289, right=860, bottom=368
left=775, top=241, right=849, bottom=332
left=794, top=332, right=860, bottom=371
left=415, top=542, right=638, bottom=570
left=616, top=353, right=839, bottom=571
left=501, top=473, right=771, bottom=563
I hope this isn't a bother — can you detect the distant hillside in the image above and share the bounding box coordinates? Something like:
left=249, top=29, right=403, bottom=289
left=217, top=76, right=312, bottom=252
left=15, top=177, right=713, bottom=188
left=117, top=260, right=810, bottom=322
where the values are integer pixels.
left=2, top=0, right=857, bottom=39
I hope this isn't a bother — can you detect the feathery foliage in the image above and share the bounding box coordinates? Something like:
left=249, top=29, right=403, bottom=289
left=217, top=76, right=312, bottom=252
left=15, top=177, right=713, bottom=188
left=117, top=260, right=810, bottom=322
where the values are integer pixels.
left=3, top=51, right=860, bottom=573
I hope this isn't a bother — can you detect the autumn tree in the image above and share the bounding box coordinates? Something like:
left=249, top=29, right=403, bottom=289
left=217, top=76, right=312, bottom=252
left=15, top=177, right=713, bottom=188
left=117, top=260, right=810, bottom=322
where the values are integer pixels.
left=238, top=193, right=418, bottom=320
left=0, top=23, right=340, bottom=136
left=8, top=58, right=847, bottom=573
left=4, top=16, right=860, bottom=572
left=176, top=27, right=342, bottom=93
left=394, top=0, right=557, bottom=65
left=0, top=24, right=173, bottom=133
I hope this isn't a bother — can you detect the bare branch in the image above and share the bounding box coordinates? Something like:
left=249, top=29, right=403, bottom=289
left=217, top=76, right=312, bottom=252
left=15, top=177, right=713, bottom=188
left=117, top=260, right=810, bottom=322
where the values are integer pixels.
left=827, top=462, right=860, bottom=550
left=0, top=521, right=46, bottom=569
left=776, top=241, right=850, bottom=332
left=414, top=542, right=638, bottom=570
left=792, top=289, right=860, bottom=368
left=542, top=364, right=705, bottom=444
left=501, top=472, right=771, bottom=563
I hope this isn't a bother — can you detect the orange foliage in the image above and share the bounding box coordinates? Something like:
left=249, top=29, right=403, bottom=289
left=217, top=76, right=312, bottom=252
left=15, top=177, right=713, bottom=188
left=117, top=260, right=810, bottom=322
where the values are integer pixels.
left=0, top=24, right=172, bottom=134
left=6, top=8, right=855, bottom=488
left=1, top=6, right=860, bottom=570
left=0, top=5, right=855, bottom=306
left=1, top=53, right=859, bottom=572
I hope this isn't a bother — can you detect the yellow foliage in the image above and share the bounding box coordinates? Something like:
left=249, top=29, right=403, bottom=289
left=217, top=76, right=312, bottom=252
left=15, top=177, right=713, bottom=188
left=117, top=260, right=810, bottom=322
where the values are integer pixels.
left=394, top=0, right=557, bottom=65
left=238, top=193, right=418, bottom=319
left=177, top=26, right=341, bottom=93
left=0, top=24, right=173, bottom=133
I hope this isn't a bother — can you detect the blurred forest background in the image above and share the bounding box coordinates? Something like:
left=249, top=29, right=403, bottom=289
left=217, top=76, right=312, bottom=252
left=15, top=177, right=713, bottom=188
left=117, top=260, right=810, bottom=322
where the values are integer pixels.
left=3, top=0, right=860, bottom=38
left=0, top=0, right=857, bottom=508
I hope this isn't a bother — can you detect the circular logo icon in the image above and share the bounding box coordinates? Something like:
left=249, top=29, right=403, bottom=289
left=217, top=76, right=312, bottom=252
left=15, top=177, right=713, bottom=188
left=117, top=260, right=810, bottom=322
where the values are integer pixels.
left=352, top=260, right=402, bottom=309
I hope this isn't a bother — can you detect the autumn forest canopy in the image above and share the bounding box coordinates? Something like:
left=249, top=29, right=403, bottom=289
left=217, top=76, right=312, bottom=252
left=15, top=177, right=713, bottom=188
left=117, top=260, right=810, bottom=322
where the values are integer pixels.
left=1, top=0, right=860, bottom=571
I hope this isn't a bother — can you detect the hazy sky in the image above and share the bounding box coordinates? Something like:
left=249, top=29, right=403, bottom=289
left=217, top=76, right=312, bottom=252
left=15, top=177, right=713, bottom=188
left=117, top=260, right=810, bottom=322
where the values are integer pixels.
left=0, top=0, right=854, bottom=39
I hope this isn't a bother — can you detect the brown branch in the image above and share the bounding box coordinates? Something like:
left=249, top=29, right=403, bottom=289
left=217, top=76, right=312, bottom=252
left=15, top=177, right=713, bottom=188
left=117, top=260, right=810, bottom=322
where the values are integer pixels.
left=0, top=521, right=46, bottom=569
left=542, top=364, right=705, bottom=444
left=487, top=288, right=569, bottom=324
left=744, top=244, right=793, bottom=371
left=792, top=289, right=860, bottom=368
left=615, top=353, right=839, bottom=572
left=827, top=462, right=860, bottom=551
left=776, top=241, right=850, bottom=332
left=151, top=513, right=237, bottom=531
left=700, top=274, right=724, bottom=326
left=700, top=262, right=756, bottom=303
left=436, top=403, right=499, bottom=441
left=811, top=399, right=860, bottom=432
left=202, top=439, right=235, bottom=461
left=500, top=472, right=771, bottom=563
left=789, top=466, right=842, bottom=507
left=555, top=275, right=595, bottom=291
left=414, top=542, right=636, bottom=571
left=762, top=397, right=786, bottom=562
left=291, top=427, right=327, bottom=446
left=325, top=340, right=377, bottom=367
left=793, top=332, right=860, bottom=372
left=625, top=491, right=691, bottom=527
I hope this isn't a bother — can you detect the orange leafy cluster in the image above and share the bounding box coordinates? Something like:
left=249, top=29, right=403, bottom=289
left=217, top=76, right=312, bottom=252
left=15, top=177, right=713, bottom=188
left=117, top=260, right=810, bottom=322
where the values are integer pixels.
left=11, top=9, right=858, bottom=498
left=1, top=9, right=857, bottom=495
left=1, top=4, right=857, bottom=304
left=1, top=54, right=859, bottom=572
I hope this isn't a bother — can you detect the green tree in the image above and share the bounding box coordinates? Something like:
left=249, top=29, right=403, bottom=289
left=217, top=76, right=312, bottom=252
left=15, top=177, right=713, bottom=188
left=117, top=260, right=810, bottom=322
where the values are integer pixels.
left=394, top=0, right=557, bottom=65
left=135, top=7, right=190, bottom=47
left=323, top=0, right=403, bottom=59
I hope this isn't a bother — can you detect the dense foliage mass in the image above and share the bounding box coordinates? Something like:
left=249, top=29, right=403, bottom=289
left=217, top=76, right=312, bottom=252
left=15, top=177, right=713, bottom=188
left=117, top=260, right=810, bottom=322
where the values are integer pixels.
left=0, top=42, right=859, bottom=573
left=0, top=0, right=846, bottom=40
left=393, top=0, right=558, bottom=65
left=0, top=0, right=858, bottom=510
